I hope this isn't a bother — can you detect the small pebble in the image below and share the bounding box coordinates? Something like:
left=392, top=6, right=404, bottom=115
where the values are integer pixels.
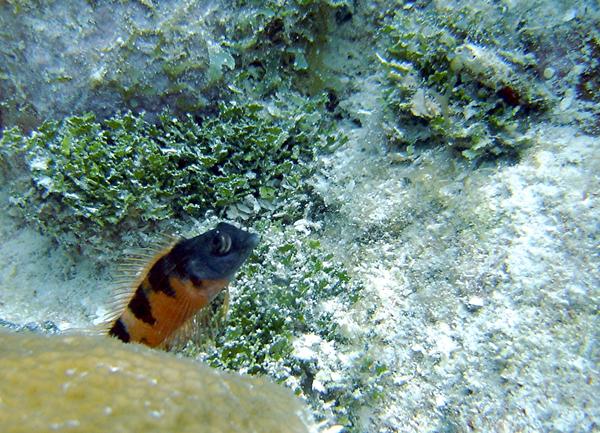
left=467, top=295, right=485, bottom=311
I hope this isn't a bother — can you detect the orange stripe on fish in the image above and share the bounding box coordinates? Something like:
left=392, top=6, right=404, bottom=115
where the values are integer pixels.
left=105, top=223, right=258, bottom=348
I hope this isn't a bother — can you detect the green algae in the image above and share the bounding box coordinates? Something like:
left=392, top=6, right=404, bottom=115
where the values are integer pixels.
left=203, top=229, right=361, bottom=375
left=221, top=0, right=350, bottom=98
left=0, top=98, right=342, bottom=256
left=379, top=2, right=550, bottom=160
left=178, top=223, right=373, bottom=430
left=0, top=330, right=311, bottom=433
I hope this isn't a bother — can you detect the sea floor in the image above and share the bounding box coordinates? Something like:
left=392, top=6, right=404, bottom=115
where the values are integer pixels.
left=1, top=123, right=597, bottom=432
left=315, top=119, right=599, bottom=431
left=0, top=1, right=598, bottom=431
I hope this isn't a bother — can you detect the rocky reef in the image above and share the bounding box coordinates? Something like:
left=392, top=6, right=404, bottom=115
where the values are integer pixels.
left=0, top=330, right=312, bottom=433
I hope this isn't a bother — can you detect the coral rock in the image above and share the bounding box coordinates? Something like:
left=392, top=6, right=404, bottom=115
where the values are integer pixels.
left=0, top=331, right=311, bottom=433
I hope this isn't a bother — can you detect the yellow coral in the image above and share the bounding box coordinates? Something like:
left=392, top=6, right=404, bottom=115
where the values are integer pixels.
left=0, top=331, right=311, bottom=433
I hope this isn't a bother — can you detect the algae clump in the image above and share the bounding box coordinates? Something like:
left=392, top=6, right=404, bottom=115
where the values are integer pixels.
left=0, top=331, right=312, bottom=433
left=0, top=98, right=341, bottom=256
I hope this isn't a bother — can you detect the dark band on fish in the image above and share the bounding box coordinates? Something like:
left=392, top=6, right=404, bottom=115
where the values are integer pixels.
left=154, top=280, right=176, bottom=297
left=147, top=257, right=177, bottom=298
left=108, top=319, right=130, bottom=343
left=128, top=288, right=156, bottom=325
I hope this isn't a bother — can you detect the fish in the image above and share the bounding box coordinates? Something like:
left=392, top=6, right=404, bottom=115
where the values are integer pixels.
left=104, top=222, right=259, bottom=348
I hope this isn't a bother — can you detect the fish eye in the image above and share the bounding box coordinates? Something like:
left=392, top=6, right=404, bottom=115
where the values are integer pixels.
left=211, top=232, right=232, bottom=256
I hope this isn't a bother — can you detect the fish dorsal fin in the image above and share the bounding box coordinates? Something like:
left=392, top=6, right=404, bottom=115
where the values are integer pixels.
left=160, top=287, right=230, bottom=351
left=94, top=234, right=180, bottom=335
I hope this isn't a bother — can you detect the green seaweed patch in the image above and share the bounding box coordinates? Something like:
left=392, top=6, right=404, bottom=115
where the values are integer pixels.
left=199, top=229, right=359, bottom=374
left=182, top=225, right=384, bottom=430
left=379, top=5, right=549, bottom=161
left=222, top=0, right=350, bottom=98
left=0, top=96, right=343, bottom=253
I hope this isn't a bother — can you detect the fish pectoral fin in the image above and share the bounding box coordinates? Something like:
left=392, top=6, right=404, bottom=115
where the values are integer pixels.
left=160, top=288, right=230, bottom=352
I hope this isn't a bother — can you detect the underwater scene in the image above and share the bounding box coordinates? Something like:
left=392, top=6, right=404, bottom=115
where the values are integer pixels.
left=0, top=1, right=598, bottom=432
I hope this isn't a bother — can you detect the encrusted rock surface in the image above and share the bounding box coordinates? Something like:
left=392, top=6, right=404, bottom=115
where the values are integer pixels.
left=0, top=331, right=312, bottom=433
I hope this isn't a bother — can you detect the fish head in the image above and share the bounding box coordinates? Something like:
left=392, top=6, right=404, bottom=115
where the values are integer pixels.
left=173, top=222, right=259, bottom=282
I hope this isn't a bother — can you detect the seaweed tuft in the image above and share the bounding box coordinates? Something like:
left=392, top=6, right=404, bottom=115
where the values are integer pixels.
left=180, top=224, right=386, bottom=431
left=0, top=96, right=343, bottom=255
left=379, top=3, right=551, bottom=161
